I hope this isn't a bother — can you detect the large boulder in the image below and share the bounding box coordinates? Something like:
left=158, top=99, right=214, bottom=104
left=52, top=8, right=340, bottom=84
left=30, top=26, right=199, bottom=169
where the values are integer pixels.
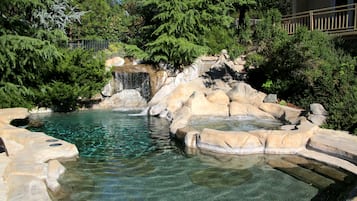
left=308, top=103, right=328, bottom=126
left=105, top=56, right=125, bottom=68
left=263, top=94, right=278, bottom=103
left=185, top=91, right=229, bottom=117
left=310, top=103, right=328, bottom=115
left=197, top=128, right=265, bottom=154
left=94, top=89, right=147, bottom=109
left=308, top=114, right=327, bottom=126
left=170, top=106, right=192, bottom=134
left=166, top=79, right=207, bottom=113
left=254, top=130, right=314, bottom=154
left=227, top=82, right=266, bottom=106
left=206, top=90, right=230, bottom=105
left=259, top=103, right=303, bottom=124
left=148, top=58, right=210, bottom=116
left=101, top=82, right=115, bottom=97
left=229, top=102, right=274, bottom=119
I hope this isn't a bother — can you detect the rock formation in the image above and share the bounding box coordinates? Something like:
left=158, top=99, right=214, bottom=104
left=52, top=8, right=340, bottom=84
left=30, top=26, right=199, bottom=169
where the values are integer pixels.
left=0, top=108, right=79, bottom=201
left=144, top=52, right=357, bottom=179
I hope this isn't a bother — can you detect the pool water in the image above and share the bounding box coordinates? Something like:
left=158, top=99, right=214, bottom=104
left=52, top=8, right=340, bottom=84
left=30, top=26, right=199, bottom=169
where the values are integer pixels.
left=28, top=110, right=355, bottom=201
left=188, top=116, right=282, bottom=131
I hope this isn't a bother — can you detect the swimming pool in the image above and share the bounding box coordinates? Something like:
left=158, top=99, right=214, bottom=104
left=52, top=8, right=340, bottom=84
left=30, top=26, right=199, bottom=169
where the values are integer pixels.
left=29, top=110, right=354, bottom=201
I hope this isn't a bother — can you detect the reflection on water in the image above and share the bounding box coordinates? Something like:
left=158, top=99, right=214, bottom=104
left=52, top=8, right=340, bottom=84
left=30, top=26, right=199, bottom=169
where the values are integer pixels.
left=29, top=110, right=355, bottom=201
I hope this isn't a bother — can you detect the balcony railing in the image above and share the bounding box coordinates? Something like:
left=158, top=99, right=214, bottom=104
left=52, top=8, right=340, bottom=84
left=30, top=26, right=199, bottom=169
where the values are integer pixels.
left=282, top=3, right=357, bottom=36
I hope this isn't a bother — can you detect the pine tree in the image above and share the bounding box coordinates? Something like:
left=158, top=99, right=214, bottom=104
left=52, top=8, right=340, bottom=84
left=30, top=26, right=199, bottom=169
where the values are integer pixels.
left=141, top=0, right=256, bottom=68
left=143, top=0, right=208, bottom=68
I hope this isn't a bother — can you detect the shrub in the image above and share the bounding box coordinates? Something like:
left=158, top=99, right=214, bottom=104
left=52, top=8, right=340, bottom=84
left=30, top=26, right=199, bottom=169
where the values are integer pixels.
left=246, top=10, right=357, bottom=134
left=41, top=48, right=110, bottom=111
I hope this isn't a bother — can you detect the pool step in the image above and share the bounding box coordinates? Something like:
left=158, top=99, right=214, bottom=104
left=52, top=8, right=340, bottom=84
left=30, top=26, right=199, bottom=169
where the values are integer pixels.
left=267, top=157, right=335, bottom=189
left=281, top=155, right=349, bottom=182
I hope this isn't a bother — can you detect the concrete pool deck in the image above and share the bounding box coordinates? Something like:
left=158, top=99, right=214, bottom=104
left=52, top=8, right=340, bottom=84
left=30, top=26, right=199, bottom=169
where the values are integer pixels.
left=0, top=108, right=78, bottom=201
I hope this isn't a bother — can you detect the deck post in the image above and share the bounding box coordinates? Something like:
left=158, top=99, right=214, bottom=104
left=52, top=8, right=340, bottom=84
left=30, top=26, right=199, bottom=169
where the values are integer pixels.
left=309, top=11, right=314, bottom=31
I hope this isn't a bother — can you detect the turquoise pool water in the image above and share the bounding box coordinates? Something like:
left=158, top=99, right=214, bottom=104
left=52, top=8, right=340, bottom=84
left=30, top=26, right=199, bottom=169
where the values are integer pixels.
left=28, top=110, right=353, bottom=201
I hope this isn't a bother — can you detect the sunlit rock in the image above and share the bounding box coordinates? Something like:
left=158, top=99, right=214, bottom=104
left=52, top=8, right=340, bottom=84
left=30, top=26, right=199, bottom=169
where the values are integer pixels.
left=185, top=91, right=229, bottom=117
left=229, top=102, right=274, bottom=119
left=308, top=103, right=328, bottom=126
left=170, top=106, right=192, bottom=134
left=94, top=89, right=147, bottom=109
left=227, top=82, right=266, bottom=106
left=263, top=130, right=314, bottom=154
left=206, top=90, right=230, bottom=105
left=197, top=128, right=265, bottom=154
left=308, top=129, right=357, bottom=164
left=0, top=108, right=29, bottom=125
left=28, top=107, right=53, bottom=114
left=105, top=56, right=125, bottom=68
left=0, top=108, right=79, bottom=201
left=7, top=175, right=51, bottom=201
left=308, top=114, right=327, bottom=126
left=259, top=103, right=304, bottom=124
left=263, top=94, right=278, bottom=103
left=310, top=103, right=328, bottom=115
left=166, top=79, right=207, bottom=113
left=46, top=160, right=66, bottom=193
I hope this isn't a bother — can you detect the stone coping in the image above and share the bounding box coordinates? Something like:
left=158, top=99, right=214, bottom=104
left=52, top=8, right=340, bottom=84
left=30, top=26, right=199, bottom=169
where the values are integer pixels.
left=176, top=117, right=357, bottom=176
left=0, top=108, right=79, bottom=201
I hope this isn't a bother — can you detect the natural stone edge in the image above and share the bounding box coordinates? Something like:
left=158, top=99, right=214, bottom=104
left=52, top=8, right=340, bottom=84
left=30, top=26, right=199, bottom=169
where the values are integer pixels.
left=0, top=108, right=79, bottom=201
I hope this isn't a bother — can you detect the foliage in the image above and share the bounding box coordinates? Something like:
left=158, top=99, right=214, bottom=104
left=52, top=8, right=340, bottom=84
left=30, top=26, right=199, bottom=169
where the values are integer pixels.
left=34, top=0, right=85, bottom=31
left=0, top=35, right=61, bottom=87
left=0, top=83, right=35, bottom=109
left=0, top=1, right=109, bottom=112
left=39, top=48, right=110, bottom=112
left=37, top=81, right=81, bottom=112
left=139, top=0, right=254, bottom=68
left=246, top=10, right=357, bottom=134
left=0, top=32, right=109, bottom=111
left=70, top=0, right=130, bottom=41
left=123, top=44, right=149, bottom=60
left=142, top=0, right=208, bottom=67
left=103, top=42, right=149, bottom=60
left=203, top=25, right=245, bottom=58
left=254, top=0, right=291, bottom=15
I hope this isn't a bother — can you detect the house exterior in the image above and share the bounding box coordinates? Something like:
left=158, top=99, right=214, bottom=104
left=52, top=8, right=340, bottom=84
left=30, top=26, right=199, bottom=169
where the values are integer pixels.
left=290, top=0, right=356, bottom=13
left=282, top=0, right=357, bottom=36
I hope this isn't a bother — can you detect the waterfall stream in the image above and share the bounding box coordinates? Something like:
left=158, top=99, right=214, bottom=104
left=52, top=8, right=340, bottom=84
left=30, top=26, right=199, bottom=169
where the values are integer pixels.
left=113, top=72, right=151, bottom=100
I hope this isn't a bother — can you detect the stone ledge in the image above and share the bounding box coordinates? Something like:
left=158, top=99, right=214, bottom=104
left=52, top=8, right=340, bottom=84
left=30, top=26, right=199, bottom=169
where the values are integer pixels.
left=298, top=149, right=357, bottom=175
left=178, top=118, right=357, bottom=177
left=308, top=129, right=357, bottom=165
left=0, top=108, right=79, bottom=201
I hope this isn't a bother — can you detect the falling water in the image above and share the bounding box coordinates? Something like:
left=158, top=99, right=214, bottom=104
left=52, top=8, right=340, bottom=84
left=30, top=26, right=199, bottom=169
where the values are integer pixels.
left=114, top=72, right=151, bottom=100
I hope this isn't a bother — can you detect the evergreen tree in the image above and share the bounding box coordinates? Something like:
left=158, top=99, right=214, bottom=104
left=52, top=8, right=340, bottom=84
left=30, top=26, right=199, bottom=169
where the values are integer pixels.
left=0, top=0, right=109, bottom=111
left=70, top=0, right=129, bottom=40
left=143, top=0, right=207, bottom=68
left=141, top=0, right=255, bottom=68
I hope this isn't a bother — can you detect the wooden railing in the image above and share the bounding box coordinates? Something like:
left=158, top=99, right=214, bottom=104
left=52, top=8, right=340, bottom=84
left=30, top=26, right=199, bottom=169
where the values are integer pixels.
left=282, top=3, right=357, bottom=36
